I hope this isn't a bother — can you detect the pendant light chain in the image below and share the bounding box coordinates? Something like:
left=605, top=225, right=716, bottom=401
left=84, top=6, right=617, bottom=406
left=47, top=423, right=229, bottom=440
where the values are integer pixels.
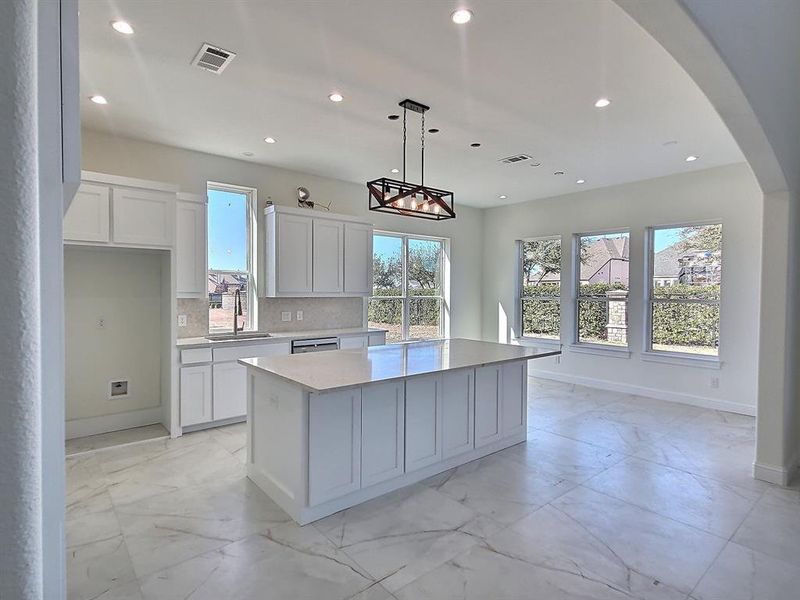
left=402, top=106, right=407, bottom=183
left=421, top=112, right=425, bottom=186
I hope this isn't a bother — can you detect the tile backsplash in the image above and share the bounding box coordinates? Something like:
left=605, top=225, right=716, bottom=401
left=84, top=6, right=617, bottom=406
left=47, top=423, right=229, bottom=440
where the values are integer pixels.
left=177, top=296, right=366, bottom=338
left=259, top=297, right=365, bottom=332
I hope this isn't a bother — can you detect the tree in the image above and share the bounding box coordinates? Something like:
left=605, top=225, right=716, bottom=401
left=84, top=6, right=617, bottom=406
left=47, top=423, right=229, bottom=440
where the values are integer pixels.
left=522, top=239, right=590, bottom=284
left=407, top=243, right=439, bottom=289
left=372, top=254, right=401, bottom=289
left=679, top=224, right=722, bottom=252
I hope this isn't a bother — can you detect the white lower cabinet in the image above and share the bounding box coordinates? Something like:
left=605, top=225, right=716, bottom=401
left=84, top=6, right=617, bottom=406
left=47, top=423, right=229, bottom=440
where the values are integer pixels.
left=501, top=361, right=527, bottom=437
left=212, top=361, right=248, bottom=421
left=308, top=388, right=362, bottom=505
left=180, top=365, right=212, bottom=427
left=474, top=365, right=502, bottom=448
left=361, top=382, right=405, bottom=487
left=405, top=374, right=443, bottom=472
left=442, top=369, right=474, bottom=459
left=339, top=335, right=368, bottom=350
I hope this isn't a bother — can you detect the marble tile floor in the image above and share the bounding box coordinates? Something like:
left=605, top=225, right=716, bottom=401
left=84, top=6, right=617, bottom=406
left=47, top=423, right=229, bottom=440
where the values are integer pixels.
left=66, top=423, right=170, bottom=457
left=66, top=379, right=800, bottom=600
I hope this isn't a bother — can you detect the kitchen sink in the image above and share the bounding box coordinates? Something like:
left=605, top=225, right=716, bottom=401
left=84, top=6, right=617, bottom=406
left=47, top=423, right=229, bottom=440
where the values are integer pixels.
left=206, top=332, right=273, bottom=341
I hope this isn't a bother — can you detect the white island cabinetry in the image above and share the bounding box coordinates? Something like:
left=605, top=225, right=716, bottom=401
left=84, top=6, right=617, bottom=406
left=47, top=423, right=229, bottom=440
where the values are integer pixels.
left=241, top=338, right=559, bottom=524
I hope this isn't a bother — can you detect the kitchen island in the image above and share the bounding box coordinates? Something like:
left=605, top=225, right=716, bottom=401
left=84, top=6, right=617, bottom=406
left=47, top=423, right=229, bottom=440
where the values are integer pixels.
left=239, top=338, right=560, bottom=525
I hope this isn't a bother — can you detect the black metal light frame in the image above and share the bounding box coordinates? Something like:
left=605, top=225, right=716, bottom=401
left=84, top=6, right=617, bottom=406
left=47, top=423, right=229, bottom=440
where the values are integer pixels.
left=367, top=99, right=456, bottom=221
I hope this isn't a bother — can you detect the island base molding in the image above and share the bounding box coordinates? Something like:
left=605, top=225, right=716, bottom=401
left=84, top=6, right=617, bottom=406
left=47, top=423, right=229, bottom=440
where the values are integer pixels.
left=248, top=431, right=526, bottom=525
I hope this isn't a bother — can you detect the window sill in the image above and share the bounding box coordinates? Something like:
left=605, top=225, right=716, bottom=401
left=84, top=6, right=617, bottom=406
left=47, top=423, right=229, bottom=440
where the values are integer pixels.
left=514, top=336, right=561, bottom=349
left=568, top=343, right=631, bottom=358
left=640, top=351, right=721, bottom=369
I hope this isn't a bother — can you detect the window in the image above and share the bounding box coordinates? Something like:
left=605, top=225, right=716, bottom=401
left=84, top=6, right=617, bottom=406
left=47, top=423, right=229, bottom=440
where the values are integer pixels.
left=648, top=224, right=721, bottom=356
left=518, top=237, right=561, bottom=340
left=207, top=183, right=256, bottom=332
left=575, top=231, right=630, bottom=346
left=369, top=233, right=446, bottom=342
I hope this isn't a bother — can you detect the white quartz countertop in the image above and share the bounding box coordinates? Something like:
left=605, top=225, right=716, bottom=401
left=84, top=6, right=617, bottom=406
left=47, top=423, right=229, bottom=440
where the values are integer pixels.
left=239, top=338, right=560, bottom=392
left=176, top=327, right=387, bottom=349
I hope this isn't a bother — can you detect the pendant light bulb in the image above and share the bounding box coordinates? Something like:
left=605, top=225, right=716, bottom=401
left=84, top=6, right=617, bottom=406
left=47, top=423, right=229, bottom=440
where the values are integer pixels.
left=434, top=204, right=441, bottom=214
left=410, top=199, right=418, bottom=210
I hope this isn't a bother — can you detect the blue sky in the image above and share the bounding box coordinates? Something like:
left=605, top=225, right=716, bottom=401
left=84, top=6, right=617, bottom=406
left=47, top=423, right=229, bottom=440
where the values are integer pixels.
left=208, top=188, right=247, bottom=271
left=653, top=228, right=683, bottom=252
left=374, top=234, right=401, bottom=261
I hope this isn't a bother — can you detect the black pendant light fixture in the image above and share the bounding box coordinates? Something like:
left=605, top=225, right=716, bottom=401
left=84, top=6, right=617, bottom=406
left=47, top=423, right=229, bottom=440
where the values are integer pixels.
left=367, top=99, right=455, bottom=221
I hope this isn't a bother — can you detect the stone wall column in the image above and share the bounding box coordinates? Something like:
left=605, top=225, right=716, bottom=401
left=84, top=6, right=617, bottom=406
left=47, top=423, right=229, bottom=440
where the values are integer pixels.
left=605, top=290, right=628, bottom=345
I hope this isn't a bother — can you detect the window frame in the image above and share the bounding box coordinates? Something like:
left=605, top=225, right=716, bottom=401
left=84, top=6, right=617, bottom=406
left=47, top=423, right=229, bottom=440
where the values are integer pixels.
left=515, top=235, right=563, bottom=344
left=573, top=228, right=631, bottom=350
left=206, top=181, right=258, bottom=333
left=370, top=231, right=448, bottom=341
left=643, top=221, right=722, bottom=361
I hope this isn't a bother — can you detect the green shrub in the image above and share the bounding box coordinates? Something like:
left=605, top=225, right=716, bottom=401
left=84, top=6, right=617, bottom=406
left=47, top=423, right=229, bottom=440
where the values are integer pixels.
left=369, top=288, right=439, bottom=326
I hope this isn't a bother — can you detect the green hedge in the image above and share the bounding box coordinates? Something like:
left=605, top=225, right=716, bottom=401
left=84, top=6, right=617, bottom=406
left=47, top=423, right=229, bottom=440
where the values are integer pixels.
left=369, top=288, right=440, bottom=326
left=521, top=282, right=719, bottom=346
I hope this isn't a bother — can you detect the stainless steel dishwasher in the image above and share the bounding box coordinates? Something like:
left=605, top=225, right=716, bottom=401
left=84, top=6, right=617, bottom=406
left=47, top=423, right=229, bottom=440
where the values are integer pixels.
left=290, top=337, right=340, bottom=354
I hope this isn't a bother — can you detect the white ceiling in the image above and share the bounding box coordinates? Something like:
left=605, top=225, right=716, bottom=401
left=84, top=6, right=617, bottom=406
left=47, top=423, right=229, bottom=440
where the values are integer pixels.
left=78, top=0, right=744, bottom=208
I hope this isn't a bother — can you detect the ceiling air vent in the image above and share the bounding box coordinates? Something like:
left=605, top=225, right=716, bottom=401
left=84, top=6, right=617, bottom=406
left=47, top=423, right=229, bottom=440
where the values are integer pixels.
left=191, top=43, right=236, bottom=74
left=499, top=154, right=534, bottom=165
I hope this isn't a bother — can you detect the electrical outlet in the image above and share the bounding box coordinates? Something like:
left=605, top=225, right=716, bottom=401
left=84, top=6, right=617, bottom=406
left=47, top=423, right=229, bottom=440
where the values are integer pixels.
left=97, top=317, right=106, bottom=330
left=281, top=311, right=292, bottom=322
left=177, top=315, right=188, bottom=327
left=296, top=310, right=303, bottom=321
left=710, top=376, right=720, bottom=389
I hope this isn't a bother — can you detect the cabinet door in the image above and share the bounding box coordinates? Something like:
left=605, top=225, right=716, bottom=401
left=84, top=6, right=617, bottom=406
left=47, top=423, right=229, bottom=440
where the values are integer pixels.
left=312, top=219, right=344, bottom=293
left=180, top=365, right=212, bottom=427
left=339, top=335, right=368, bottom=350
left=276, top=213, right=313, bottom=294
left=442, top=369, right=474, bottom=459
left=343, top=222, right=373, bottom=294
left=308, top=389, right=361, bottom=505
left=361, top=382, right=405, bottom=487
left=212, top=361, right=247, bottom=421
left=501, top=361, right=527, bottom=437
left=112, top=187, right=175, bottom=246
left=64, top=183, right=110, bottom=243
left=405, top=374, right=443, bottom=472
left=474, top=365, right=502, bottom=448
left=176, top=198, right=207, bottom=297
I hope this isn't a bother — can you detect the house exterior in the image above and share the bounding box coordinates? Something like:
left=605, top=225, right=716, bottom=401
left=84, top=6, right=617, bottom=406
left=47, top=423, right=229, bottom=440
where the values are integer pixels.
left=654, top=243, right=721, bottom=287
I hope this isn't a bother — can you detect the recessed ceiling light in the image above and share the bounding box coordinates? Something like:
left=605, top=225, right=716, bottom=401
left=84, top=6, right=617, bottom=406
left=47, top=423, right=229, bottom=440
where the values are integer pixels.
left=576, top=179, right=586, bottom=184
left=110, top=20, right=134, bottom=35
left=391, top=168, right=399, bottom=174
left=451, top=9, right=473, bottom=24
left=264, top=137, right=276, bottom=144
left=685, top=155, right=699, bottom=162
left=470, top=142, right=481, bottom=148
left=89, top=95, right=108, bottom=105
left=499, top=195, right=507, bottom=199
left=594, top=97, right=611, bottom=108
left=328, top=92, right=344, bottom=103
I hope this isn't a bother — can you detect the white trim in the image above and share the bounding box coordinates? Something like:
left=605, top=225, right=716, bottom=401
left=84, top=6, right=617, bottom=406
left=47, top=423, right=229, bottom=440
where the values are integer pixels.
left=641, top=351, right=721, bottom=369
left=753, top=456, right=798, bottom=487
left=531, top=369, right=755, bottom=415
left=568, top=343, right=631, bottom=358
left=65, top=406, right=163, bottom=440
left=81, top=169, right=179, bottom=193
left=515, top=336, right=561, bottom=349
left=263, top=203, right=373, bottom=226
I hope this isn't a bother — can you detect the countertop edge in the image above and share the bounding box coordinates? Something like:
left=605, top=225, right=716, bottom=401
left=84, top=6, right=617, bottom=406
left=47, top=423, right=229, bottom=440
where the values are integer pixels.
left=177, top=327, right=389, bottom=349
left=238, top=349, right=561, bottom=394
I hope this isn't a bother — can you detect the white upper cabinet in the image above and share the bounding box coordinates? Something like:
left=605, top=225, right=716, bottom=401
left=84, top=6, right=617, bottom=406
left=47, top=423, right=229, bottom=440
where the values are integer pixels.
left=112, top=187, right=175, bottom=247
left=264, top=206, right=373, bottom=297
left=64, top=172, right=178, bottom=249
left=344, top=222, right=373, bottom=294
left=176, top=193, right=207, bottom=297
left=64, top=183, right=110, bottom=243
left=313, top=219, right=344, bottom=293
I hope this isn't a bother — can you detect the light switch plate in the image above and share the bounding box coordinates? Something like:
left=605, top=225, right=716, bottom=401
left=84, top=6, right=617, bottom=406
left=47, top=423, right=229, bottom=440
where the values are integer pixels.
left=177, top=315, right=188, bottom=327
left=281, top=311, right=292, bottom=322
left=296, top=310, right=303, bottom=321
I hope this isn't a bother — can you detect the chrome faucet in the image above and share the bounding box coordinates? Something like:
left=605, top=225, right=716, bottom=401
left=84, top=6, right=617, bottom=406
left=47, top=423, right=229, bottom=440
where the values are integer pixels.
left=233, top=288, right=244, bottom=336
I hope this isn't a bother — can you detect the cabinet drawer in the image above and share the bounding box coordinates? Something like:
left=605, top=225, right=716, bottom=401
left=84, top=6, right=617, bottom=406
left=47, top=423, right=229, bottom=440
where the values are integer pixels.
left=180, top=347, right=212, bottom=365
left=212, top=341, right=290, bottom=363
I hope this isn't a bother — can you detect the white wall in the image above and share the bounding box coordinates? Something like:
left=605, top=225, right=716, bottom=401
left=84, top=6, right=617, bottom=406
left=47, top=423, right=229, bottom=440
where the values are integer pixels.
left=64, top=247, right=164, bottom=423
left=81, top=129, right=484, bottom=339
left=481, top=163, right=762, bottom=414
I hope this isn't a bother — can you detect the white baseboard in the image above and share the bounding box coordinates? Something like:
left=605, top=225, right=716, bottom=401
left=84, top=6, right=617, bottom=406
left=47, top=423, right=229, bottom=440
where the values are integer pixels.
left=66, top=406, right=163, bottom=440
left=532, top=369, right=756, bottom=416
left=753, top=454, right=799, bottom=487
